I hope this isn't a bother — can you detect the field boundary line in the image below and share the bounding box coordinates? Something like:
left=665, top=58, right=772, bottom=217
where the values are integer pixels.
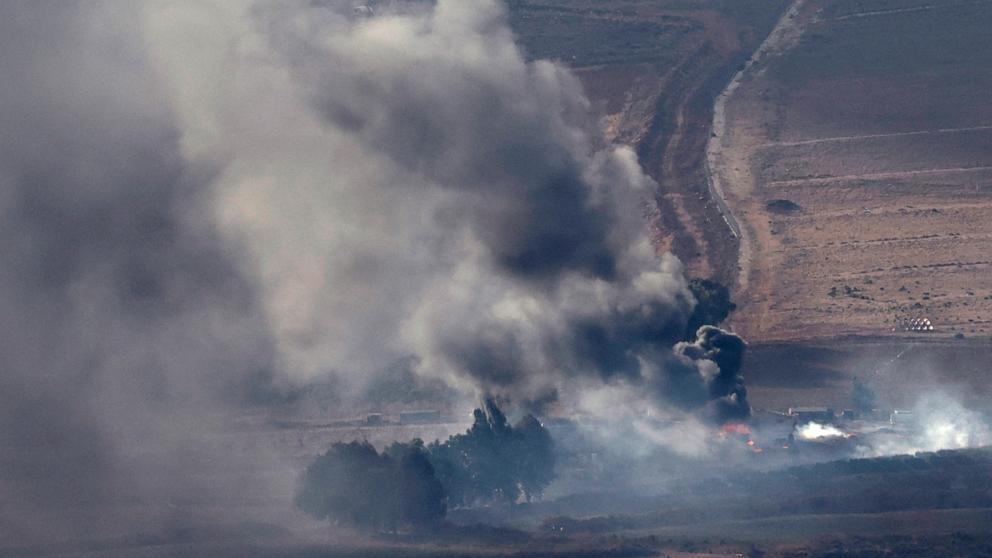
left=832, top=0, right=992, bottom=20
left=758, top=125, right=992, bottom=148
left=765, top=166, right=992, bottom=187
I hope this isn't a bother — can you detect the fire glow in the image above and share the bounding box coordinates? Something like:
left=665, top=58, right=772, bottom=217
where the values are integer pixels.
left=796, top=422, right=851, bottom=441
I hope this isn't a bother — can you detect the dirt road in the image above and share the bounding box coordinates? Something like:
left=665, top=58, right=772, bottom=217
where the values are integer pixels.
left=706, top=0, right=810, bottom=294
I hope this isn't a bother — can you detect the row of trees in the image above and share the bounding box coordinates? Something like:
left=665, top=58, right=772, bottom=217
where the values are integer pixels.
left=426, top=400, right=554, bottom=507
left=295, top=400, right=555, bottom=531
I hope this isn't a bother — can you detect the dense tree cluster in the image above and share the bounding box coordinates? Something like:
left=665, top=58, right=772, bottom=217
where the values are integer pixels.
left=295, top=400, right=555, bottom=531
left=295, top=440, right=445, bottom=532
left=427, top=399, right=555, bottom=506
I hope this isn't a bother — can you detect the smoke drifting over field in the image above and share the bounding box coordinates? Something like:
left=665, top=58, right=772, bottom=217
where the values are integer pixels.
left=0, top=0, right=763, bottom=543
left=219, top=0, right=689, bottom=403
left=6, top=1, right=992, bottom=553
left=149, top=0, right=752, bottom=416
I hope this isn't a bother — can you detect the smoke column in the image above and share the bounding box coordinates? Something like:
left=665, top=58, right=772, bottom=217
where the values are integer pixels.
left=0, top=0, right=750, bottom=544
left=151, top=0, right=748, bottom=413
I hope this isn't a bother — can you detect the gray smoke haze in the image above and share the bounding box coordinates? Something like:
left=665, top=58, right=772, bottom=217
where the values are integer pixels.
left=0, top=0, right=287, bottom=543
left=857, top=392, right=992, bottom=457
left=0, top=0, right=750, bottom=543
left=165, top=0, right=739, bottom=413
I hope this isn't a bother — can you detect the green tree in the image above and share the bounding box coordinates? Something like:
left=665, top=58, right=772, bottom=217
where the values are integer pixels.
left=296, top=440, right=446, bottom=532
left=429, top=399, right=555, bottom=506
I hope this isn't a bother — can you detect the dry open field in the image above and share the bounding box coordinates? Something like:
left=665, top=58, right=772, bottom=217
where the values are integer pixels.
left=712, top=0, right=992, bottom=342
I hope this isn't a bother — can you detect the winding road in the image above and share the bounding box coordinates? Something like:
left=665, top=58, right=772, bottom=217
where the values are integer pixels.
left=704, top=0, right=810, bottom=289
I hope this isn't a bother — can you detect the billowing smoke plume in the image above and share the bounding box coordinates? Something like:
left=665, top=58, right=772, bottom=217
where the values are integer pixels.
left=674, top=326, right=750, bottom=421
left=1, top=0, right=750, bottom=541
left=153, top=0, right=747, bottom=415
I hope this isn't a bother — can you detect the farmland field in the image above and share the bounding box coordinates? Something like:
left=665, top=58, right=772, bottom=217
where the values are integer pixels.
left=712, top=0, right=992, bottom=342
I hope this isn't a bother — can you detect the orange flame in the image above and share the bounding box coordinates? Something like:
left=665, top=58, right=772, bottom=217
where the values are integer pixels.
left=720, top=422, right=751, bottom=436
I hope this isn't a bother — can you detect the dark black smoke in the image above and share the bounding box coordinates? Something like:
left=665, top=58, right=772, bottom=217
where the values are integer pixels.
left=312, top=66, right=620, bottom=283
left=684, top=278, right=738, bottom=341
left=250, top=0, right=712, bottom=412
left=674, top=326, right=750, bottom=422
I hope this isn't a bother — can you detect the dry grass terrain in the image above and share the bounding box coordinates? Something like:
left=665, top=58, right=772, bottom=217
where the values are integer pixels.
left=713, top=0, right=992, bottom=342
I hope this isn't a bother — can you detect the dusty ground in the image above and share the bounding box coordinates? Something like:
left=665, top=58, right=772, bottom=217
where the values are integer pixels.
left=712, top=0, right=992, bottom=342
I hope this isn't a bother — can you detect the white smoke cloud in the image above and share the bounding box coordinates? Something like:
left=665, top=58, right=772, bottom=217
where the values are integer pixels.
left=860, top=393, right=992, bottom=457
left=573, top=383, right=715, bottom=459
left=796, top=422, right=846, bottom=441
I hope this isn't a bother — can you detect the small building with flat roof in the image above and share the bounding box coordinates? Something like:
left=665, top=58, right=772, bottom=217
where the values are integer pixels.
left=788, top=407, right=835, bottom=423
